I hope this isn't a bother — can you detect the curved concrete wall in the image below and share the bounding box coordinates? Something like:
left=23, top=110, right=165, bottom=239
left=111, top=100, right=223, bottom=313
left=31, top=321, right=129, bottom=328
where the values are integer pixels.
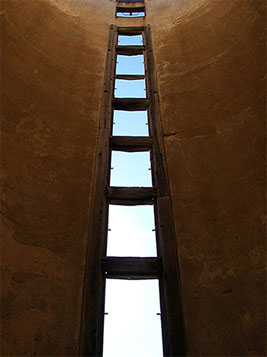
left=1, top=0, right=265, bottom=355
left=1, top=0, right=111, bottom=355
left=148, top=0, right=266, bottom=355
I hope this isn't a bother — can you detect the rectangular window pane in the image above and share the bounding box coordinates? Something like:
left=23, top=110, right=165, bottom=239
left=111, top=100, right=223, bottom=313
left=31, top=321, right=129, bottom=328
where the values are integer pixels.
left=103, top=279, right=163, bottom=357
left=115, top=79, right=146, bottom=98
left=118, top=35, right=143, bottom=46
left=110, top=151, right=152, bottom=187
left=107, top=205, right=156, bottom=257
left=112, top=111, right=149, bottom=136
left=116, top=55, right=144, bottom=75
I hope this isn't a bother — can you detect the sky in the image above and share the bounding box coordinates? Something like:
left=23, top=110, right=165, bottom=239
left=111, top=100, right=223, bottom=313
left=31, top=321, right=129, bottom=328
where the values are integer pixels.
left=110, top=151, right=152, bottom=187
left=107, top=205, right=156, bottom=257
left=112, top=110, right=149, bottom=136
left=103, top=34, right=163, bottom=357
left=117, top=11, right=146, bottom=18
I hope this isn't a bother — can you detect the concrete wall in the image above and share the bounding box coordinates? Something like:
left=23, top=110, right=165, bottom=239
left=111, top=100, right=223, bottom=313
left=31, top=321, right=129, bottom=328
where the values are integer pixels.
left=1, top=0, right=265, bottom=355
left=147, top=0, right=266, bottom=355
left=1, top=0, right=110, bottom=355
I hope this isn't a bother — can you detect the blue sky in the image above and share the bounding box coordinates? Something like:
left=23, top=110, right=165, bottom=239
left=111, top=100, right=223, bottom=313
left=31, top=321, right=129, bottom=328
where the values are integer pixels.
left=117, top=53, right=145, bottom=75
left=110, top=151, right=152, bottom=187
left=117, top=11, right=145, bottom=18
left=113, top=110, right=149, bottom=136
left=107, top=204, right=157, bottom=257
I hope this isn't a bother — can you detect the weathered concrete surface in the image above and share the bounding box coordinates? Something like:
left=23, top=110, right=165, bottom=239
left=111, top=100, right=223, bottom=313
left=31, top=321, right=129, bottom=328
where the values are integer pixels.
left=1, top=0, right=111, bottom=355
left=1, top=0, right=266, bottom=356
left=147, top=0, right=266, bottom=355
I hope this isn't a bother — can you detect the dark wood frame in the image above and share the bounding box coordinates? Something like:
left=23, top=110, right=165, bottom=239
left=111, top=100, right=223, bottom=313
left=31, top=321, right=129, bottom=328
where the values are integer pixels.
left=116, top=6, right=146, bottom=18
left=79, top=25, right=186, bottom=357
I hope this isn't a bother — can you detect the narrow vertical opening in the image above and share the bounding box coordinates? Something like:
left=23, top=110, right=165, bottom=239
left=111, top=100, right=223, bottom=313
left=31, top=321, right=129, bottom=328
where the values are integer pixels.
left=80, top=25, right=186, bottom=357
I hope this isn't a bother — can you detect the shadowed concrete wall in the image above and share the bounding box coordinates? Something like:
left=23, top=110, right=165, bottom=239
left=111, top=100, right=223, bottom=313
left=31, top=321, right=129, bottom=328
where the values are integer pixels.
left=1, top=0, right=266, bottom=355
left=1, top=0, right=111, bottom=355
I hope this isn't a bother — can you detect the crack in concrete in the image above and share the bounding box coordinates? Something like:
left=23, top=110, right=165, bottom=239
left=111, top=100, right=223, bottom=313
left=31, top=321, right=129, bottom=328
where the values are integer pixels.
left=163, top=131, right=178, bottom=137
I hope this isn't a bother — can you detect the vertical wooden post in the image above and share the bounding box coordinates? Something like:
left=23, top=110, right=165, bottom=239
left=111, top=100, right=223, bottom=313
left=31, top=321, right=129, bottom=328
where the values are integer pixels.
left=144, top=25, right=187, bottom=356
left=78, top=25, right=117, bottom=357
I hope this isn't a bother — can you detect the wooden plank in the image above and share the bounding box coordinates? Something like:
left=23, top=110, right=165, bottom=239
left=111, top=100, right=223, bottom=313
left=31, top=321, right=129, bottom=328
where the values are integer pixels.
left=102, top=25, right=118, bottom=129
left=79, top=26, right=117, bottom=357
left=144, top=25, right=169, bottom=196
left=116, top=45, right=145, bottom=56
left=79, top=128, right=110, bottom=357
left=115, top=74, right=145, bottom=80
left=118, top=26, right=145, bottom=36
left=101, top=257, right=161, bottom=278
left=113, top=98, right=149, bottom=111
left=110, top=136, right=152, bottom=152
left=157, top=197, right=187, bottom=356
left=107, top=186, right=156, bottom=205
left=116, top=6, right=145, bottom=13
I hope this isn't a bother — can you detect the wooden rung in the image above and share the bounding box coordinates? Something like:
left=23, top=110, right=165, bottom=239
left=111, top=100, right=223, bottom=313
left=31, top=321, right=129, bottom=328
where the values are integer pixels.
left=101, top=257, right=161, bottom=279
left=110, top=136, right=152, bottom=152
left=107, top=186, right=156, bottom=205
left=115, top=74, right=145, bottom=80
left=118, top=26, right=145, bottom=36
left=116, top=45, right=145, bottom=56
left=116, top=6, right=146, bottom=14
left=113, top=98, right=149, bottom=111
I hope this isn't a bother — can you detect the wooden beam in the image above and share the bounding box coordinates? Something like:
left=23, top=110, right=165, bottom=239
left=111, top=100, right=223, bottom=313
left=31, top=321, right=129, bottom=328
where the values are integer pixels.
left=107, top=186, right=156, bottom=205
left=79, top=25, right=117, bottom=357
left=118, top=26, right=145, bottom=36
left=113, top=98, right=149, bottom=111
left=116, top=45, right=145, bottom=56
left=101, top=257, right=161, bottom=278
left=115, top=74, right=145, bottom=80
left=110, top=136, right=152, bottom=152
left=116, top=6, right=145, bottom=14
left=144, top=25, right=169, bottom=196
left=157, top=197, right=187, bottom=356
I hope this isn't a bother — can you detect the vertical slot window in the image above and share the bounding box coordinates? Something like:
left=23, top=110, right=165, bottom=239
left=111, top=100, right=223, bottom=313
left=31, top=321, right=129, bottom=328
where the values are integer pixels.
left=110, top=151, right=152, bottom=187
left=115, top=79, right=146, bottom=98
left=112, top=111, right=149, bottom=136
left=103, top=279, right=163, bottom=357
left=107, top=205, right=157, bottom=257
left=116, top=55, right=145, bottom=75
left=118, top=35, right=143, bottom=46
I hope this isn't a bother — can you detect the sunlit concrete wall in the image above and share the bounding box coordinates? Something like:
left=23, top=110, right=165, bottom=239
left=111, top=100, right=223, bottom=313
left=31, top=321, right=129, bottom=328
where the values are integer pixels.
left=147, top=1, right=266, bottom=355
left=1, top=0, right=265, bottom=355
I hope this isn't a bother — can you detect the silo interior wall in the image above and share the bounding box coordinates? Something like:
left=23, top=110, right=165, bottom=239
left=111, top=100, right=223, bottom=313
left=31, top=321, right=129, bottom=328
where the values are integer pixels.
left=1, top=0, right=265, bottom=355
